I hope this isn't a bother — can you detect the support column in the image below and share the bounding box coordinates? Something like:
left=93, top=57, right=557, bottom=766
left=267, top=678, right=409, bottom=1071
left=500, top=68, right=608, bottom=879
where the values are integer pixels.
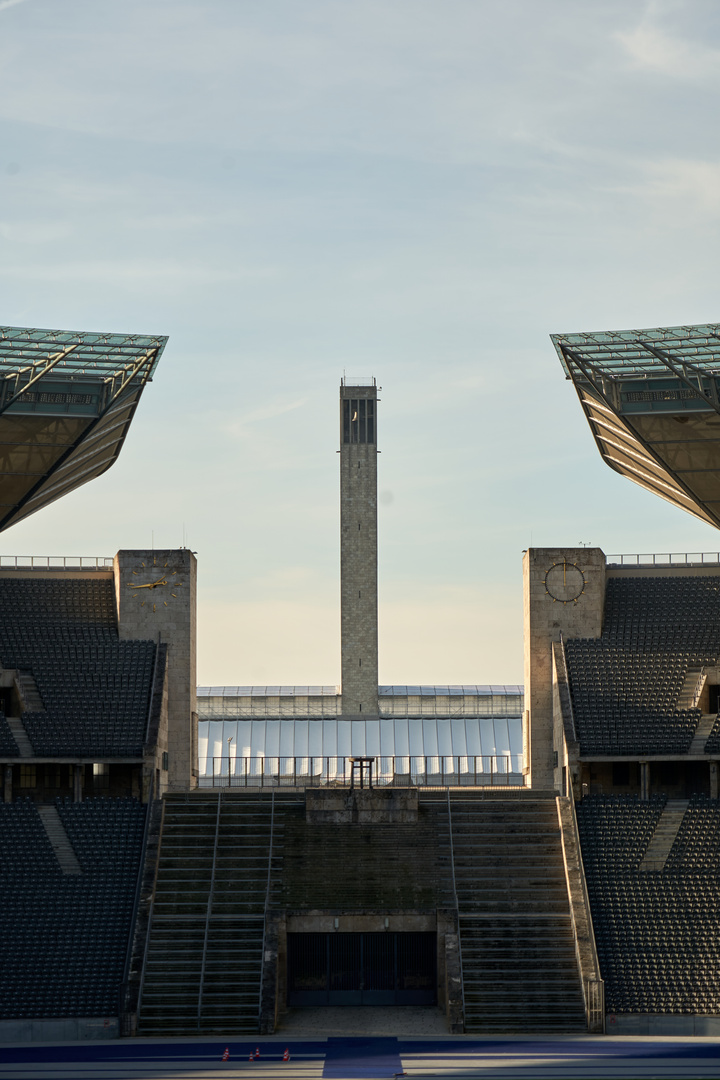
left=3, top=764, right=12, bottom=803
left=73, top=764, right=83, bottom=803
left=711, top=761, right=718, bottom=800
left=640, top=761, right=649, bottom=801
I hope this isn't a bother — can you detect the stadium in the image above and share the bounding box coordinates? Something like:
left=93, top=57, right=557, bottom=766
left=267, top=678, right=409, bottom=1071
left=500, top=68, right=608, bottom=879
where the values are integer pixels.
left=5, top=320, right=720, bottom=1061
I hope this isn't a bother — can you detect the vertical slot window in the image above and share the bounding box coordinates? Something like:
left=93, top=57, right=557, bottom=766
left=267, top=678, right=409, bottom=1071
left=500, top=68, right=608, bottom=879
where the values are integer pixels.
left=343, top=396, right=376, bottom=444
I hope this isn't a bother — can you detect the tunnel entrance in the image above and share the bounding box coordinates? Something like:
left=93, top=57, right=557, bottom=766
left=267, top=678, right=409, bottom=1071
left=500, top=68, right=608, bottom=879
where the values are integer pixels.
left=287, top=931, right=436, bottom=1006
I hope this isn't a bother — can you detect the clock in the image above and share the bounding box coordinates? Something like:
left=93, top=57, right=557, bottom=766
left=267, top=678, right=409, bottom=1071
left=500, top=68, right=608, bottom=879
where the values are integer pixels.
left=544, top=560, right=585, bottom=604
left=126, top=555, right=184, bottom=613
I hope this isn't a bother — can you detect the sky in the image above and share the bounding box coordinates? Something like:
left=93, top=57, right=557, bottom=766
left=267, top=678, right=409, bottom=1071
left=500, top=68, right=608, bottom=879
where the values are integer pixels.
left=3, top=0, right=720, bottom=687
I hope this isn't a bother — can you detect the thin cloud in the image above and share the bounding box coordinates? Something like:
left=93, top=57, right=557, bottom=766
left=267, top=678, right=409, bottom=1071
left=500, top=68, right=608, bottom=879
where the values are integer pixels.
left=0, top=0, right=34, bottom=11
left=616, top=19, right=720, bottom=79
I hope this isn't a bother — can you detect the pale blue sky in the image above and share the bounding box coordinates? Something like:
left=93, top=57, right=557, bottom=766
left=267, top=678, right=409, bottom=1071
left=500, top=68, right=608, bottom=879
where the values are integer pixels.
left=2, top=0, right=720, bottom=685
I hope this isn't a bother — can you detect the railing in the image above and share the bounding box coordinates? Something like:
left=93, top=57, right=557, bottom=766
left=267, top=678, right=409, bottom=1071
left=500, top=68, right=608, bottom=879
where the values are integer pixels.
left=207, top=755, right=524, bottom=788
left=258, top=790, right=276, bottom=1029
left=558, top=635, right=578, bottom=745
left=692, top=667, right=708, bottom=710
left=445, top=790, right=465, bottom=1031
left=585, top=977, right=605, bottom=1034
left=119, top=770, right=155, bottom=1035
left=0, top=555, right=113, bottom=570
left=559, top=795, right=605, bottom=1034
left=136, top=792, right=166, bottom=1031
left=607, top=552, right=720, bottom=567
left=197, top=791, right=222, bottom=1027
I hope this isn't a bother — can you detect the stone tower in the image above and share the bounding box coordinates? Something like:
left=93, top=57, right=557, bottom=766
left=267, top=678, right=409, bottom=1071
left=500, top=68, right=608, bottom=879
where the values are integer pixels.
left=114, top=548, right=198, bottom=792
left=340, top=379, right=379, bottom=715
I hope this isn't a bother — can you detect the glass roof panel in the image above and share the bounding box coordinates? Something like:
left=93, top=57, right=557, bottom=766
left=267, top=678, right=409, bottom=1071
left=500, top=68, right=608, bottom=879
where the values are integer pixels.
left=554, top=323, right=720, bottom=529
left=0, top=326, right=166, bottom=533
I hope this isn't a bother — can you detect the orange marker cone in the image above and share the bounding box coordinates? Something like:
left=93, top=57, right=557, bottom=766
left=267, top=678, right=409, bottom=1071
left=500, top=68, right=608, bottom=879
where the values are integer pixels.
left=255, top=1048, right=261, bottom=1060
left=283, top=1048, right=290, bottom=1061
left=222, top=1048, right=230, bottom=1061
left=249, top=1052, right=254, bottom=1061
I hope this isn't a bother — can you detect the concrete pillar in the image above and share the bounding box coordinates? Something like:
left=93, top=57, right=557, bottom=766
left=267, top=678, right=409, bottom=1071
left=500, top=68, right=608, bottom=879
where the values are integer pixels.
left=73, top=764, right=83, bottom=803
left=523, top=548, right=606, bottom=789
left=114, top=549, right=197, bottom=792
left=711, top=761, right=718, bottom=800
left=339, top=381, right=379, bottom=716
left=3, top=764, right=12, bottom=803
left=640, top=761, right=649, bottom=801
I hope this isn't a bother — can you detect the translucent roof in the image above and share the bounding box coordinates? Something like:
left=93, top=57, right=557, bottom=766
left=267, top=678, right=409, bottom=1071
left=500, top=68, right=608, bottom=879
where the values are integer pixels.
left=0, top=324, right=167, bottom=532
left=551, top=323, right=720, bottom=379
left=551, top=323, right=720, bottom=530
left=0, top=325, right=167, bottom=379
left=197, top=684, right=524, bottom=697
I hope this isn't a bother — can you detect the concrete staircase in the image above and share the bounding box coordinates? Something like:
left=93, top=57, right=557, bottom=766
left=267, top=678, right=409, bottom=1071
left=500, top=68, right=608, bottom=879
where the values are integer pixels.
left=449, top=793, right=586, bottom=1033
left=677, top=667, right=705, bottom=710
left=639, top=800, right=689, bottom=872
left=36, top=805, right=81, bottom=875
left=138, top=791, right=282, bottom=1035
left=6, top=716, right=33, bottom=757
left=689, top=715, right=716, bottom=755
left=16, top=670, right=44, bottom=712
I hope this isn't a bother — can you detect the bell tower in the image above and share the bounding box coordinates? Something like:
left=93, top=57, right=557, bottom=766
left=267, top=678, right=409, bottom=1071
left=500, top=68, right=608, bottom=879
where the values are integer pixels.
left=339, top=379, right=379, bottom=715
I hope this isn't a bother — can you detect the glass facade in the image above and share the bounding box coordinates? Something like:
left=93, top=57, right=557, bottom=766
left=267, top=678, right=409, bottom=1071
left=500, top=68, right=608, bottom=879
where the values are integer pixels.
left=197, top=715, right=524, bottom=782
left=196, top=684, right=525, bottom=719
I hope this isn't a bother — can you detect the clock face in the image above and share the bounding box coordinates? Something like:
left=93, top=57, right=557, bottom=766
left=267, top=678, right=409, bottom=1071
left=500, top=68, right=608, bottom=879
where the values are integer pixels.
left=544, top=561, right=585, bottom=604
left=126, top=555, right=184, bottom=612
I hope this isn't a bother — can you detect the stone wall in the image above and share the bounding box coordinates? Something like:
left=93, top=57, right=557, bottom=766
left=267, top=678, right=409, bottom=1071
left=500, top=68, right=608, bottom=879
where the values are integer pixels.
left=523, top=547, right=605, bottom=789
left=114, top=549, right=197, bottom=792
left=305, top=787, right=419, bottom=824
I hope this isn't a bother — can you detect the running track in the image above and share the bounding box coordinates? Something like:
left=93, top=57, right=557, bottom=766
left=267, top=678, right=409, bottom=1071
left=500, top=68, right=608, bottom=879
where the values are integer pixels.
left=2, top=1035, right=720, bottom=1079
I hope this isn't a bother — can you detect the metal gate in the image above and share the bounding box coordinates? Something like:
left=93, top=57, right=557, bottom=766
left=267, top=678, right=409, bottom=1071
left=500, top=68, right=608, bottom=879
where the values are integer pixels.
left=287, top=932, right=436, bottom=1006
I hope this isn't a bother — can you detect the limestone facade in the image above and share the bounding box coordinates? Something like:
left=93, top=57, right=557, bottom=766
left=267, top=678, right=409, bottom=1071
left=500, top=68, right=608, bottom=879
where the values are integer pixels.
left=114, top=549, right=197, bottom=791
left=523, top=547, right=605, bottom=789
left=339, top=383, right=379, bottom=715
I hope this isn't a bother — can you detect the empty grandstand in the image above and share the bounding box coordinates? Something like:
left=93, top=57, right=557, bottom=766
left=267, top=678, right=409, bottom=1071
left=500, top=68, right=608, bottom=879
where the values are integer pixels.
left=0, top=557, right=180, bottom=1040
left=9, top=342, right=720, bottom=1041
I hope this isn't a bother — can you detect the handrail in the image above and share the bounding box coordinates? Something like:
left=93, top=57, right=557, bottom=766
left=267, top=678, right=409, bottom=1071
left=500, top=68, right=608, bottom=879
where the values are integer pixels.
left=197, top=791, right=222, bottom=1026
left=136, top=786, right=165, bottom=1028
left=445, top=789, right=465, bottom=1030
left=557, top=636, right=579, bottom=745
left=121, top=773, right=154, bottom=995
left=258, top=790, right=276, bottom=1027
left=143, top=638, right=162, bottom=748
left=692, top=667, right=708, bottom=710
left=607, top=552, right=720, bottom=567
left=557, top=795, right=604, bottom=1033
left=0, top=555, right=113, bottom=570
left=118, top=773, right=155, bottom=1030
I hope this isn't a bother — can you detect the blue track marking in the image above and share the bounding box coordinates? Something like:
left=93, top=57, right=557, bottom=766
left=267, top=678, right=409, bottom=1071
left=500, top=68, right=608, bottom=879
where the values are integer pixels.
left=322, top=1037, right=402, bottom=1079
left=2, top=1036, right=720, bottom=1079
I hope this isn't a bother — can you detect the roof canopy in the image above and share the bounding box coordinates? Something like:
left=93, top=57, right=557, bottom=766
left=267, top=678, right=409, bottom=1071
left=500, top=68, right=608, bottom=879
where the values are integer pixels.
left=0, top=325, right=167, bottom=532
left=551, top=323, right=720, bottom=528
